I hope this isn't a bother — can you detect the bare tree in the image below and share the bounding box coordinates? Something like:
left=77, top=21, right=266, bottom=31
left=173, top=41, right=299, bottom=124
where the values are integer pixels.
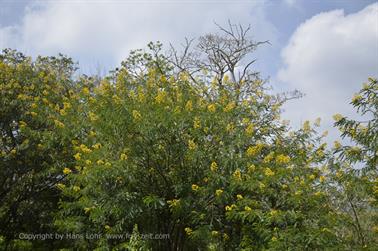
left=168, top=21, right=271, bottom=100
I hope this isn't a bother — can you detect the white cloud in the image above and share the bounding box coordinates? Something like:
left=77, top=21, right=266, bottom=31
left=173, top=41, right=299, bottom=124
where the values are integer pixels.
left=277, top=3, right=378, bottom=141
left=0, top=0, right=277, bottom=74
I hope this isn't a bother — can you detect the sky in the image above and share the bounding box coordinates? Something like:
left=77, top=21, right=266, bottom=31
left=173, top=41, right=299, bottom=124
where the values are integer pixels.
left=1, top=0, right=378, bottom=143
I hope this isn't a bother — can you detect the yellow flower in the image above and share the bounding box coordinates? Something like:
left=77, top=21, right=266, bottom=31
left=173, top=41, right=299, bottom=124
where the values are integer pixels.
left=120, top=153, right=128, bottom=160
left=264, top=168, right=275, bottom=176
left=96, top=160, right=104, bottom=165
left=167, top=199, right=180, bottom=208
left=63, top=102, right=71, bottom=110
left=63, top=168, right=72, bottom=174
left=191, top=184, right=199, bottom=191
left=225, top=204, right=236, bottom=211
left=223, top=74, right=229, bottom=82
left=185, top=100, right=193, bottom=111
left=89, top=131, right=97, bottom=137
left=207, top=104, right=216, bottom=113
left=309, top=174, right=316, bottom=180
left=319, top=176, right=326, bottom=183
left=248, top=164, right=255, bottom=173
left=56, top=183, right=65, bottom=190
left=276, top=154, right=290, bottom=164
left=303, top=120, right=311, bottom=132
left=82, top=87, right=90, bottom=95
left=210, top=161, right=218, bottom=172
left=59, top=109, right=67, bottom=116
left=10, top=149, right=16, bottom=155
left=30, top=112, right=38, bottom=117
left=352, top=94, right=362, bottom=103
left=236, top=194, right=243, bottom=200
left=92, top=143, right=102, bottom=149
left=263, top=152, right=274, bottom=163
left=132, top=110, right=142, bottom=121
left=188, top=139, right=197, bottom=150
left=105, top=162, right=112, bottom=167
left=88, top=112, right=98, bottom=122
left=19, top=121, right=27, bottom=129
left=80, top=144, right=92, bottom=153
left=244, top=206, right=252, bottom=211
left=211, top=231, right=219, bottom=237
left=84, top=207, right=92, bottom=214
left=104, top=225, right=111, bottom=230
left=193, top=116, right=201, bottom=129
left=113, top=94, right=122, bottom=104
left=271, top=236, right=278, bottom=242
left=314, top=117, right=321, bottom=127
left=314, top=191, right=322, bottom=196
left=233, top=169, right=242, bottom=180
left=155, top=90, right=166, bottom=104
left=245, top=123, right=254, bottom=136
left=223, top=233, right=229, bottom=241
left=336, top=171, right=342, bottom=178
left=333, top=114, right=344, bottom=122
left=42, top=90, right=49, bottom=96
left=226, top=123, right=234, bottom=133
left=224, top=102, right=235, bottom=112
left=246, top=144, right=263, bottom=157
left=85, top=160, right=92, bottom=165
left=334, top=141, right=342, bottom=149
left=259, top=182, right=266, bottom=190
left=215, top=189, right=223, bottom=196
left=72, top=186, right=80, bottom=192
left=74, top=153, right=81, bottom=160
left=184, top=227, right=193, bottom=235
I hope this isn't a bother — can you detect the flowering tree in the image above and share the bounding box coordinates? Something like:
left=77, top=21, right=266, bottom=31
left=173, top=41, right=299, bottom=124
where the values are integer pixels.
left=53, top=27, right=341, bottom=250
left=0, top=49, right=77, bottom=249
left=0, top=26, right=376, bottom=251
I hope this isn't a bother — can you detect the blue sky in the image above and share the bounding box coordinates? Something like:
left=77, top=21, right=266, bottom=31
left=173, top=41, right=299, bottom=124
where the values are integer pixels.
left=1, top=0, right=378, bottom=142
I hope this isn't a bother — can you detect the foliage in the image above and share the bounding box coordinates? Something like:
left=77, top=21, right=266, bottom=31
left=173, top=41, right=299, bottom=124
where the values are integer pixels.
left=0, top=25, right=376, bottom=251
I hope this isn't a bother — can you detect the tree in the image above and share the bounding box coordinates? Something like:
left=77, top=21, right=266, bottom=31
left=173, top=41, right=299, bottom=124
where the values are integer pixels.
left=324, top=77, right=377, bottom=250
left=0, top=25, right=376, bottom=251
left=54, top=25, right=339, bottom=250
left=0, top=49, right=77, bottom=250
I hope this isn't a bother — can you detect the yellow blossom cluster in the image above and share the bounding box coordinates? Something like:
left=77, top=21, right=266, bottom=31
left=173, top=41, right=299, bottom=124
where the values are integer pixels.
left=333, top=114, right=344, bottom=122
left=233, top=169, right=242, bottom=180
left=264, top=168, right=275, bottom=176
left=63, top=168, right=72, bottom=174
left=246, top=143, right=264, bottom=157
left=207, top=104, right=216, bottom=113
left=188, top=139, right=197, bottom=150
left=225, top=204, right=237, bottom=211
left=132, top=110, right=142, bottom=121
left=185, top=100, right=193, bottom=111
left=275, top=154, right=290, bottom=164
left=167, top=199, right=180, bottom=208
left=193, top=117, right=201, bottom=129
left=245, top=123, right=255, bottom=136
left=191, top=184, right=199, bottom=191
left=210, top=161, right=218, bottom=172
left=223, top=101, right=235, bottom=112
left=215, top=189, right=223, bottom=196
left=184, top=227, right=193, bottom=235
